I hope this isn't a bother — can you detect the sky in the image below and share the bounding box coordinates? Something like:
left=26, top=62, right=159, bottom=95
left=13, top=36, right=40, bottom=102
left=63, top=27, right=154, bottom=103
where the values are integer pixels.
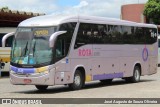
left=0, top=0, right=148, bottom=19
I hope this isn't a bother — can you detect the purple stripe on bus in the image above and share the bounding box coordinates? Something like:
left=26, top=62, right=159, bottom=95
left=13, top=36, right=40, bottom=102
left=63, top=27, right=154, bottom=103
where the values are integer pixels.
left=10, top=66, right=35, bottom=74
left=93, top=73, right=123, bottom=80
left=10, top=66, right=18, bottom=72
left=19, top=68, right=35, bottom=74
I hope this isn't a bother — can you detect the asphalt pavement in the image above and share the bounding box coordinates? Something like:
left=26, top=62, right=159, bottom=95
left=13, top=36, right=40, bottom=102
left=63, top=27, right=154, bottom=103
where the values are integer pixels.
left=0, top=68, right=160, bottom=107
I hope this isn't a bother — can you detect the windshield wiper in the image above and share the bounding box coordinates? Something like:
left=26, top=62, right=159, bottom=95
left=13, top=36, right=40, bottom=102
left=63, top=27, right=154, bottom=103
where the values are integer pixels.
left=12, top=39, right=16, bottom=58
left=23, top=41, right=28, bottom=56
left=32, top=41, right=36, bottom=57
left=17, top=41, right=28, bottom=64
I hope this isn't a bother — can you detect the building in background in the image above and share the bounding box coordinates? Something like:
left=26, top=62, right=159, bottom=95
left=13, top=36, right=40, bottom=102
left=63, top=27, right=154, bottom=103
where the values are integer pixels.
left=0, top=8, right=45, bottom=27
left=121, top=4, right=146, bottom=23
left=121, top=3, right=160, bottom=34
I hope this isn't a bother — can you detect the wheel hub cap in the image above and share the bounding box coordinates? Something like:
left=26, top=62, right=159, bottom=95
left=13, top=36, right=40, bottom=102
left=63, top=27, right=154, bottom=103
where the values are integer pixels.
left=135, top=69, right=140, bottom=81
left=75, top=75, right=81, bottom=86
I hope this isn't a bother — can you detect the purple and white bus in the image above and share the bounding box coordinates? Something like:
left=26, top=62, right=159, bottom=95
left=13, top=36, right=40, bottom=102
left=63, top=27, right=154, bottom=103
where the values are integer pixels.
left=9, top=15, right=158, bottom=90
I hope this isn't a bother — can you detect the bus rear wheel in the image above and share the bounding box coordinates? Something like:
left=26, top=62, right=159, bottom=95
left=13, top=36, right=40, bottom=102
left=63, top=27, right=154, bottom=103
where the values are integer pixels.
left=125, top=66, right=141, bottom=83
left=35, top=85, right=48, bottom=91
left=69, top=70, right=84, bottom=90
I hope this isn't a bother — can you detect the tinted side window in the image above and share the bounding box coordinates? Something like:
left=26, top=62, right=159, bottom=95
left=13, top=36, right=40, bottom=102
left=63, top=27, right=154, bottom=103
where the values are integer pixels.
left=75, top=23, right=124, bottom=49
left=134, top=27, right=145, bottom=44
left=107, top=25, right=123, bottom=44
left=53, top=23, right=76, bottom=62
left=58, top=22, right=76, bottom=56
left=75, top=23, right=157, bottom=48
left=74, top=23, right=92, bottom=49
left=92, top=24, right=102, bottom=44
left=122, top=26, right=133, bottom=44
left=122, top=26, right=147, bottom=44
left=145, top=28, right=157, bottom=44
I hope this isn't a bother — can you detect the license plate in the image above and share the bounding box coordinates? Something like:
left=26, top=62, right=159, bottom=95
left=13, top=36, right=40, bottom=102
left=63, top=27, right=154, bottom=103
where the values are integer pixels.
left=24, top=79, right=32, bottom=84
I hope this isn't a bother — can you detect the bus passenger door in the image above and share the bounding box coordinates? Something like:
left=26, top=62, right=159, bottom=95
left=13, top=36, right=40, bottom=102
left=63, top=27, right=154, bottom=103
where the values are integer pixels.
left=54, top=36, right=71, bottom=84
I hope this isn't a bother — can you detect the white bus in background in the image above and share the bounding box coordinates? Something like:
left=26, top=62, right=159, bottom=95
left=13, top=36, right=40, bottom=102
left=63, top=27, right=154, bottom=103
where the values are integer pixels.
left=158, top=35, right=160, bottom=66
left=157, top=25, right=160, bottom=66
left=8, top=15, right=158, bottom=90
left=0, top=28, right=16, bottom=73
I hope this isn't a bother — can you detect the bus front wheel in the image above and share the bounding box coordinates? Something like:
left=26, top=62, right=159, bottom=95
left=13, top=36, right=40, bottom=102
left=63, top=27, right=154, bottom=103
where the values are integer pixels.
left=35, top=85, right=48, bottom=91
left=69, top=70, right=84, bottom=90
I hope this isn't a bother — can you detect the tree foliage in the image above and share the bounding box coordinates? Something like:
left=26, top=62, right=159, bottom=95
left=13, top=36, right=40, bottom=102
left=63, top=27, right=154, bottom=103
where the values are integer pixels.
left=1, top=6, right=9, bottom=10
left=143, top=0, right=160, bottom=24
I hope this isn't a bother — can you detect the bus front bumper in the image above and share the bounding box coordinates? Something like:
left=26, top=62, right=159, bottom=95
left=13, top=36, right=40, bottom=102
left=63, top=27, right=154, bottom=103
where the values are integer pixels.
left=10, top=71, right=55, bottom=86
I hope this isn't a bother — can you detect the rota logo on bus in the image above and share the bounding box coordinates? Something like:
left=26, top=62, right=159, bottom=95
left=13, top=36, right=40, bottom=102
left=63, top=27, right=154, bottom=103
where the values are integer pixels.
left=78, top=49, right=92, bottom=56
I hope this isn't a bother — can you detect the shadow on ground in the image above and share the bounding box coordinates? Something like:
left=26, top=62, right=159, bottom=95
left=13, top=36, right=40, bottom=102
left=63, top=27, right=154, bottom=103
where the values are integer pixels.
left=12, top=79, right=155, bottom=95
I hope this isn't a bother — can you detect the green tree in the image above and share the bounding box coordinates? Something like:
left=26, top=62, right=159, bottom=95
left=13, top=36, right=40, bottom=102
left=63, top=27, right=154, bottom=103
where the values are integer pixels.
left=1, top=6, right=9, bottom=10
left=143, top=0, right=160, bottom=24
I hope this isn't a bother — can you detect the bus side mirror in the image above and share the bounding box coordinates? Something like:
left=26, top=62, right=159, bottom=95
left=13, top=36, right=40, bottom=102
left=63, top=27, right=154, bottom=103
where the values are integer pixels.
left=2, top=32, right=15, bottom=47
left=49, top=31, right=67, bottom=48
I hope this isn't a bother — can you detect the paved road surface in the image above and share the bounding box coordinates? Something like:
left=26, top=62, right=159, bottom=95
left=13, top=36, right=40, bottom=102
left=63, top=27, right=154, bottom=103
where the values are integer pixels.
left=0, top=68, right=160, bottom=107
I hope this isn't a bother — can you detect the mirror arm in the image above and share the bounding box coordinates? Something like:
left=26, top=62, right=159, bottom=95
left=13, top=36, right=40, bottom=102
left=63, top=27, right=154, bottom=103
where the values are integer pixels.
left=2, top=32, right=15, bottom=47
left=49, top=31, right=67, bottom=47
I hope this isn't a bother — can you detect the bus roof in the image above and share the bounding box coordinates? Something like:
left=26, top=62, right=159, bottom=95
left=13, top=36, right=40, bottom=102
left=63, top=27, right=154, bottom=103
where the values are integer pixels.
left=19, top=14, right=157, bottom=28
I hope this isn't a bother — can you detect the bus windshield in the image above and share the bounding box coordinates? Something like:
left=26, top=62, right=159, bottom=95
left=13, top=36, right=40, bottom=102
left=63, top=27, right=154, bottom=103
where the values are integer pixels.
left=11, top=27, right=57, bottom=65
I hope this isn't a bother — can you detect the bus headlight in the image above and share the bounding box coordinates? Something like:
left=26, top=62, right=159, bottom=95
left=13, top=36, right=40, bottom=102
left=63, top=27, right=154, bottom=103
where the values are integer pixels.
left=35, top=70, right=49, bottom=74
left=10, top=70, right=16, bottom=74
left=35, top=67, right=49, bottom=74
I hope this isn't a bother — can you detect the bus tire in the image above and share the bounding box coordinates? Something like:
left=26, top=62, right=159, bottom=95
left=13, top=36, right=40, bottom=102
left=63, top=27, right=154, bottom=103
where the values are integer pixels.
left=35, top=85, right=48, bottom=90
left=125, top=66, right=141, bottom=83
left=69, top=70, right=84, bottom=90
left=100, top=79, right=113, bottom=84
